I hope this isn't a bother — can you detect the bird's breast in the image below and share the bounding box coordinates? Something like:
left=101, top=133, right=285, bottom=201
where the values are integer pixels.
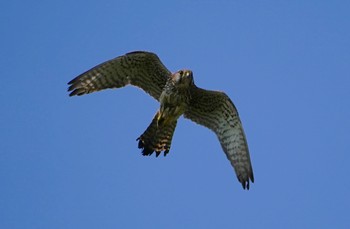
left=158, top=89, right=189, bottom=125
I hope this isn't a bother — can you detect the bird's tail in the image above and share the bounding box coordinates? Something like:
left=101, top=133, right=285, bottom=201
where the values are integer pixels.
left=137, top=111, right=177, bottom=157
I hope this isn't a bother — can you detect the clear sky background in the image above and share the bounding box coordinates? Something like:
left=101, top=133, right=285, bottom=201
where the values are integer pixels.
left=1, top=1, right=349, bottom=228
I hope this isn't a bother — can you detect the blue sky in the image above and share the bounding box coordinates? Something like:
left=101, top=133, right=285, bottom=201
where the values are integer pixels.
left=1, top=1, right=349, bottom=228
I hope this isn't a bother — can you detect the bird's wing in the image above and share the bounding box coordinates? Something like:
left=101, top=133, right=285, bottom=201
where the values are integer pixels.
left=67, top=51, right=171, bottom=100
left=184, top=87, right=254, bottom=189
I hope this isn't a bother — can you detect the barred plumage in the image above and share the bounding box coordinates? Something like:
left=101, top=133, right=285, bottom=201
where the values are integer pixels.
left=137, top=111, right=177, bottom=157
left=68, top=51, right=170, bottom=100
left=184, top=87, right=254, bottom=189
left=68, top=51, right=254, bottom=189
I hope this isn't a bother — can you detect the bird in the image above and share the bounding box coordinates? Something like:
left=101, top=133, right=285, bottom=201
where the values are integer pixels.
left=67, top=51, right=254, bottom=189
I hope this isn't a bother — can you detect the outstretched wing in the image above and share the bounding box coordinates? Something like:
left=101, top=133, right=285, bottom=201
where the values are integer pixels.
left=67, top=51, right=171, bottom=100
left=184, top=87, right=254, bottom=189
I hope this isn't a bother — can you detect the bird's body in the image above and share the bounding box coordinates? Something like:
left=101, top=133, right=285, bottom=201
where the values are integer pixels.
left=68, top=51, right=254, bottom=189
left=158, top=70, right=192, bottom=126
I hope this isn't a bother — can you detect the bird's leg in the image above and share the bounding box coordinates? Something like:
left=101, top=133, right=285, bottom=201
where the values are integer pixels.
left=156, top=111, right=165, bottom=127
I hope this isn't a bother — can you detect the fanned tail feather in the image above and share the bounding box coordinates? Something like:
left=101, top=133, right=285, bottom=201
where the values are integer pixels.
left=137, top=112, right=177, bottom=157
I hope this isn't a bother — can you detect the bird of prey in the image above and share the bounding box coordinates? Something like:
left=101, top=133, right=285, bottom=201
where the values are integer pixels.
left=67, top=51, right=254, bottom=189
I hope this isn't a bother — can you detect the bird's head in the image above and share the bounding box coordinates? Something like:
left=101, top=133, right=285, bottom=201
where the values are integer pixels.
left=172, top=69, right=194, bottom=87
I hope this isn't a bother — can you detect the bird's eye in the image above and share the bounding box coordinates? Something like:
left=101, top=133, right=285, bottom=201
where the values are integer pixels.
left=178, top=70, right=183, bottom=76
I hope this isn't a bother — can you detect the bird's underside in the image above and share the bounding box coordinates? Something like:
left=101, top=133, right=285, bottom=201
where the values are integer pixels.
left=67, top=51, right=254, bottom=190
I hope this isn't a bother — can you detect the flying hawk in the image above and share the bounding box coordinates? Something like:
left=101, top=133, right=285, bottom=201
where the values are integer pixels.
left=68, top=51, right=254, bottom=189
